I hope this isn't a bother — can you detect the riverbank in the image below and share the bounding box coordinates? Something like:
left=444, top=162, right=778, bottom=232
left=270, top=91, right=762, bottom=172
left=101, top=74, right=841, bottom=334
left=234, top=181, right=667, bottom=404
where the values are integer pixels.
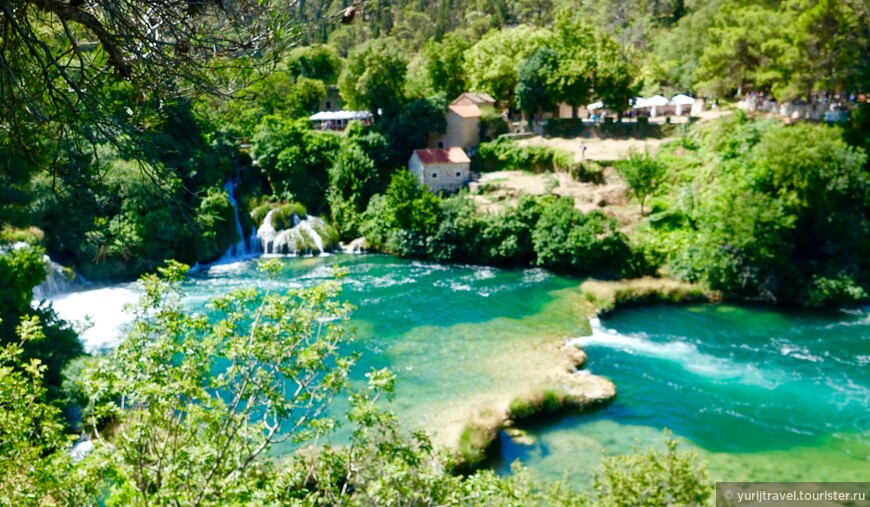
left=581, top=277, right=719, bottom=315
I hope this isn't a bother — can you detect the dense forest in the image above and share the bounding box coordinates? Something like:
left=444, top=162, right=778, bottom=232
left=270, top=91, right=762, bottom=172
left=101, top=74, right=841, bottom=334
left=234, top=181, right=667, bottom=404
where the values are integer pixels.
left=1, top=0, right=869, bottom=504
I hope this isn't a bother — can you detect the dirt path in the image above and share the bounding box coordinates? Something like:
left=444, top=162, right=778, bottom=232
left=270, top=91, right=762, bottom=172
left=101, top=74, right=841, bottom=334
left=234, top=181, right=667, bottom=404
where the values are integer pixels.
left=472, top=109, right=732, bottom=224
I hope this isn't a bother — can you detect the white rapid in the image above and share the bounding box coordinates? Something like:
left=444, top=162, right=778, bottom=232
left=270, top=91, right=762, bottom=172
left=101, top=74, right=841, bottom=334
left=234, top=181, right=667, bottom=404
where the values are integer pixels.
left=49, top=284, right=140, bottom=352
left=256, top=209, right=331, bottom=256
left=567, top=317, right=781, bottom=388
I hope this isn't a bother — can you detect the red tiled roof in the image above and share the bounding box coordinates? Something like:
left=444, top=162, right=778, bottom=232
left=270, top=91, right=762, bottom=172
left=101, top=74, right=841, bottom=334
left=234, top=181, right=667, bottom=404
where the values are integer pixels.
left=413, top=147, right=471, bottom=165
left=448, top=104, right=481, bottom=118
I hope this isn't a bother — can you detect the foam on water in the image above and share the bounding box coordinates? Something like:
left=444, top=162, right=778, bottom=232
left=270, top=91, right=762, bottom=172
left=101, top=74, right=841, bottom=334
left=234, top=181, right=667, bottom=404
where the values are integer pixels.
left=567, top=318, right=781, bottom=387
left=50, top=285, right=139, bottom=352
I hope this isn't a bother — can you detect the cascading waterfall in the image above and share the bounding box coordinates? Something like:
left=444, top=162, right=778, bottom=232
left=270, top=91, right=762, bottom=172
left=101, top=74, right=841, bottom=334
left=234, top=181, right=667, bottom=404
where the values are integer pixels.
left=33, top=255, right=85, bottom=299
left=216, top=179, right=258, bottom=262
left=256, top=209, right=332, bottom=256
left=0, top=241, right=85, bottom=299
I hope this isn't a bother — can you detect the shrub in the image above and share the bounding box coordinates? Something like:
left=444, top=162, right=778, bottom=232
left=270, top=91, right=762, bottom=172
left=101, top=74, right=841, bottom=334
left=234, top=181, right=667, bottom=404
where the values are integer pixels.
left=803, top=275, right=868, bottom=307
left=475, top=137, right=574, bottom=173
left=592, top=436, right=711, bottom=507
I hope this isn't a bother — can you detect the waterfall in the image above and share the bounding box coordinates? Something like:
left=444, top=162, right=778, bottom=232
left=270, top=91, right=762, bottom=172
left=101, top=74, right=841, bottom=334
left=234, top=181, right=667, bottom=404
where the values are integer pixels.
left=216, top=179, right=257, bottom=262
left=256, top=209, right=333, bottom=256
left=0, top=242, right=85, bottom=299
left=33, top=255, right=86, bottom=299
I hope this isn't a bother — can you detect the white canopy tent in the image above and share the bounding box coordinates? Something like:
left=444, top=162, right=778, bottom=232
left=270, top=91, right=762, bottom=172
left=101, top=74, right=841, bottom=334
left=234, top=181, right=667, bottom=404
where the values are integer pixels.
left=587, top=101, right=604, bottom=110
left=645, top=95, right=669, bottom=107
left=631, top=97, right=649, bottom=109
left=309, top=110, right=372, bottom=122
left=670, top=94, right=696, bottom=116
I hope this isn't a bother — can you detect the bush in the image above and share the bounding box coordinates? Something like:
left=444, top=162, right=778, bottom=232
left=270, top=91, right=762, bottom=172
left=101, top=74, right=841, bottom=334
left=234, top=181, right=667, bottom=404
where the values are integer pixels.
left=480, top=110, right=509, bottom=142
left=0, top=226, right=44, bottom=245
left=592, top=436, right=711, bottom=507
left=474, top=137, right=574, bottom=173
left=581, top=277, right=716, bottom=314
left=803, top=275, right=867, bottom=307
left=507, top=388, right=569, bottom=419
left=271, top=202, right=308, bottom=230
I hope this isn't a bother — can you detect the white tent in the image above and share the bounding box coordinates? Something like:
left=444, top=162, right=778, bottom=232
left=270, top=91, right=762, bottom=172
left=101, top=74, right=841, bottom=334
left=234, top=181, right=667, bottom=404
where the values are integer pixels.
left=631, top=97, right=649, bottom=109
left=640, top=95, right=669, bottom=117
left=670, top=94, right=695, bottom=105
left=587, top=101, right=604, bottom=110
left=309, top=110, right=372, bottom=122
left=670, top=94, right=695, bottom=116
left=645, top=95, right=669, bottom=107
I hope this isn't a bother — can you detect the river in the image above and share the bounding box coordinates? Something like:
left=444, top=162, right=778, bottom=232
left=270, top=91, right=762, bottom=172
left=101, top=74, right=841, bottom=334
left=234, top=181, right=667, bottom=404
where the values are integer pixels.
left=49, top=254, right=870, bottom=485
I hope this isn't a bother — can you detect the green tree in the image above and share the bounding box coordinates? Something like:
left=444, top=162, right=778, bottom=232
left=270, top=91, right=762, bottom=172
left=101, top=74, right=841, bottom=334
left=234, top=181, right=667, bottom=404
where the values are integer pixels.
left=516, top=47, right=560, bottom=127
left=252, top=116, right=340, bottom=213
left=594, top=32, right=641, bottom=117
left=80, top=260, right=355, bottom=506
left=422, top=33, right=471, bottom=99
left=517, top=0, right=555, bottom=26
left=694, top=3, right=783, bottom=97
left=549, top=11, right=597, bottom=115
left=772, top=0, right=869, bottom=100
left=616, top=150, right=668, bottom=215
left=464, top=25, right=552, bottom=104
left=0, top=316, right=93, bottom=506
left=327, top=126, right=388, bottom=238
left=0, top=246, right=83, bottom=405
left=338, top=38, right=408, bottom=119
left=285, top=44, right=344, bottom=84
left=649, top=0, right=723, bottom=93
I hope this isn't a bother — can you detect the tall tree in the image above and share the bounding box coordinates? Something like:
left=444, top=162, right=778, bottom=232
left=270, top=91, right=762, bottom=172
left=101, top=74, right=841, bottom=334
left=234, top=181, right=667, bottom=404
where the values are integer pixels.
left=516, top=47, right=559, bottom=126
left=694, top=2, right=782, bottom=97
left=464, top=25, right=552, bottom=105
left=549, top=11, right=598, bottom=115
left=338, top=38, right=408, bottom=118
left=773, top=0, right=869, bottom=100
left=422, top=33, right=471, bottom=99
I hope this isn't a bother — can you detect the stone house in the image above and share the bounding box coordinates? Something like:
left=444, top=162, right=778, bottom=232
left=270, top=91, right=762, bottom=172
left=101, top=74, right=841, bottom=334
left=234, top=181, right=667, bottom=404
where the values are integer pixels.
left=409, top=147, right=471, bottom=193
left=319, top=85, right=343, bottom=112
left=428, top=104, right=481, bottom=151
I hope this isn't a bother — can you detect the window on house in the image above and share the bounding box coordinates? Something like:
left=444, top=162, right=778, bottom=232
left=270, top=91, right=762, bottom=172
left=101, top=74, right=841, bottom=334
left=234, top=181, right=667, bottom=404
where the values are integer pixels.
left=438, top=141, right=444, bottom=148
left=455, top=171, right=461, bottom=177
left=432, top=172, right=438, bottom=178
left=326, top=101, right=332, bottom=110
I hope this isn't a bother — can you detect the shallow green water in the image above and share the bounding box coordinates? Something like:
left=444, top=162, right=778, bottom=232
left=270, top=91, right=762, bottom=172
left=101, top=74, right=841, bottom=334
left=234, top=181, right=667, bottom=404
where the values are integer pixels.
left=52, top=255, right=870, bottom=485
left=182, top=255, right=588, bottom=449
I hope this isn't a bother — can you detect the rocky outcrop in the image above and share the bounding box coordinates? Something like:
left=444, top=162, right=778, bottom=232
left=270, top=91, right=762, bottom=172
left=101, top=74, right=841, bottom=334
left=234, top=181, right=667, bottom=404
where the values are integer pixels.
left=453, top=342, right=615, bottom=471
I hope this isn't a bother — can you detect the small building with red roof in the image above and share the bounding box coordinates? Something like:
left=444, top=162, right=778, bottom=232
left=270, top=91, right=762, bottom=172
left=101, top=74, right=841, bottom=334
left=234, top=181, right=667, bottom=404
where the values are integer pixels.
left=409, top=147, right=471, bottom=193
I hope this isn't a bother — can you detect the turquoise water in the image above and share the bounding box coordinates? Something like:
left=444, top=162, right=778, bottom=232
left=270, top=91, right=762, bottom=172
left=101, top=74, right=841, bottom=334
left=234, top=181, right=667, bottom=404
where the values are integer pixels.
left=53, top=255, right=870, bottom=485
left=181, top=255, right=588, bottom=449
left=493, top=305, right=870, bottom=484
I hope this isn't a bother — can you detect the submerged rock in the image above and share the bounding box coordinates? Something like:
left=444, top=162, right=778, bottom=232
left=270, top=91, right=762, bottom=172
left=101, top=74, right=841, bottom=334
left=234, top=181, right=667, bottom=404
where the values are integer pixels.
left=505, top=427, right=537, bottom=446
